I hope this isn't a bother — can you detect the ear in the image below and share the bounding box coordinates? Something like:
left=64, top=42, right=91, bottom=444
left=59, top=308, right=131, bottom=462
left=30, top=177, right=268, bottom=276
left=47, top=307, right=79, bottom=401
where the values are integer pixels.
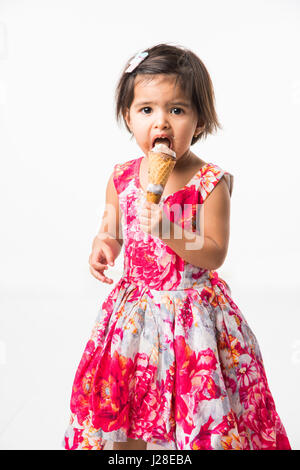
left=124, top=108, right=132, bottom=131
left=195, top=119, right=206, bottom=135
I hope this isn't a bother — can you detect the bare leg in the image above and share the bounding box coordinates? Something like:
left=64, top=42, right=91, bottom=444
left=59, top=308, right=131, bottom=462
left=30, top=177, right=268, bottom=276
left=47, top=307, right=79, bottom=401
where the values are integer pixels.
left=113, top=437, right=147, bottom=450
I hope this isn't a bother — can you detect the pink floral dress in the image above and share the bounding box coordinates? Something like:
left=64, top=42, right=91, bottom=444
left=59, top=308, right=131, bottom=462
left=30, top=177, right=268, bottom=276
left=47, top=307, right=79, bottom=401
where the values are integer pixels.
left=63, top=157, right=291, bottom=450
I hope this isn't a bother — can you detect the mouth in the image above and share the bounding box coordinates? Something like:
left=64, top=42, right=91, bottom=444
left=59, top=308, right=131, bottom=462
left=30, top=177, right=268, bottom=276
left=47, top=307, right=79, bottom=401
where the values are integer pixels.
left=152, top=137, right=173, bottom=149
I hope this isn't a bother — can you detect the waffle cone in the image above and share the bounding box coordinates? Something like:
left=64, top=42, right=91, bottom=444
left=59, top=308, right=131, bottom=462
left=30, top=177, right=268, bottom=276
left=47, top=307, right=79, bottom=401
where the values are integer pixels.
left=146, top=151, right=176, bottom=204
left=146, top=191, right=162, bottom=204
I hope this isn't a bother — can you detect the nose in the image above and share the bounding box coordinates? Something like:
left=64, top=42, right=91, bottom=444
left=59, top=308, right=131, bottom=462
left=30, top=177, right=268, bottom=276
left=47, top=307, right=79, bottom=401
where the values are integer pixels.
left=154, top=110, right=170, bottom=129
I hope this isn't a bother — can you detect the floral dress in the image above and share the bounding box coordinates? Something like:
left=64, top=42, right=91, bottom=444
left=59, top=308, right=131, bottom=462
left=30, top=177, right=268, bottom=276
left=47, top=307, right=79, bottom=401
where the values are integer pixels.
left=63, top=156, right=291, bottom=450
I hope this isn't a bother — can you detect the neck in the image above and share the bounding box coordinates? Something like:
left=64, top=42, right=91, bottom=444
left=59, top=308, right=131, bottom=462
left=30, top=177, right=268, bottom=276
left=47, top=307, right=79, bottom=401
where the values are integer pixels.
left=174, top=149, right=194, bottom=171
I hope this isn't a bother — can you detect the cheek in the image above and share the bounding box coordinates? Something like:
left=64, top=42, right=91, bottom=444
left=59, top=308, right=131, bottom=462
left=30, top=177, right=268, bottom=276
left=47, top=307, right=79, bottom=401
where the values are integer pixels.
left=175, top=126, right=192, bottom=145
left=133, top=120, right=149, bottom=138
left=181, top=121, right=196, bottom=139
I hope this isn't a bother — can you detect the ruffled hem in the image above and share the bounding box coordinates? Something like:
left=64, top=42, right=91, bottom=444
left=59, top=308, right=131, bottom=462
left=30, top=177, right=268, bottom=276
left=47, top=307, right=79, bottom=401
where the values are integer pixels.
left=63, top=423, right=176, bottom=450
left=63, top=415, right=291, bottom=450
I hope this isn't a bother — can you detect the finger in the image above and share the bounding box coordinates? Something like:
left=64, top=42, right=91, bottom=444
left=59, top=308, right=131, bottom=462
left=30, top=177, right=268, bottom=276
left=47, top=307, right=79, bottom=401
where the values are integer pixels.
left=144, top=201, right=152, bottom=209
left=90, top=260, right=109, bottom=271
left=101, top=245, right=115, bottom=267
left=140, top=223, right=150, bottom=234
left=90, top=247, right=113, bottom=269
left=139, top=209, right=149, bottom=218
left=89, top=265, right=113, bottom=284
left=89, top=248, right=106, bottom=265
left=139, top=218, right=150, bottom=230
left=89, top=264, right=105, bottom=280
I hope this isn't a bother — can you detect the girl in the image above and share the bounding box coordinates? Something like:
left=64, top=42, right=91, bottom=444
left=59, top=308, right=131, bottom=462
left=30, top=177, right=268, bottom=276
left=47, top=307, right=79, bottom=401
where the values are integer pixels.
left=63, top=44, right=291, bottom=450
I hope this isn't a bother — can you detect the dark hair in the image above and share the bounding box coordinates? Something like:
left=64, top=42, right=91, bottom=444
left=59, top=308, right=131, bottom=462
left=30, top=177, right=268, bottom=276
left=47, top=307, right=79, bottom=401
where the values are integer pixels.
left=115, top=43, right=222, bottom=144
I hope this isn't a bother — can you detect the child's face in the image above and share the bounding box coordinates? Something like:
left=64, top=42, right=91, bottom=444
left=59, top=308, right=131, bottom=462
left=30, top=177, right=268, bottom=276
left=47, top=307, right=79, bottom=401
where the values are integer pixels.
left=125, top=74, right=203, bottom=161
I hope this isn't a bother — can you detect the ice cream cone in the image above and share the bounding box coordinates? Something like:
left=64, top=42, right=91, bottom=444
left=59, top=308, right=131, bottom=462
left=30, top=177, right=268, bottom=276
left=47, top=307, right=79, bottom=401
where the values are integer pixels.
left=146, top=144, right=176, bottom=204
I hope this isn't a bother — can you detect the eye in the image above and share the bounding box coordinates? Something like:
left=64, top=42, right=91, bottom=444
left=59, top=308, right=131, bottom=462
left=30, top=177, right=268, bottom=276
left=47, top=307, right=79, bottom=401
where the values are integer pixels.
left=171, top=107, right=183, bottom=115
left=141, top=107, right=152, bottom=114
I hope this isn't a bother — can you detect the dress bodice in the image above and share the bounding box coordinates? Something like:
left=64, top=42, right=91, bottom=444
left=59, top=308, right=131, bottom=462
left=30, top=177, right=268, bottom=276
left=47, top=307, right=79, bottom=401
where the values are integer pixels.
left=113, top=157, right=233, bottom=291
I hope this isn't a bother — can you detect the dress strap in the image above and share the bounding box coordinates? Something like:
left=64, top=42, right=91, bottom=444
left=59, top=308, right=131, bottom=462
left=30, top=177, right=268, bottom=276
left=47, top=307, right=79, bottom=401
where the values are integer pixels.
left=113, top=158, right=139, bottom=195
left=197, top=163, right=234, bottom=203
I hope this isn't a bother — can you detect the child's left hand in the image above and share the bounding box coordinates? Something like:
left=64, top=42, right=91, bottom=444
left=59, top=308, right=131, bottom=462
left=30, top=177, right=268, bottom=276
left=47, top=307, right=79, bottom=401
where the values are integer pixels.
left=139, top=200, right=163, bottom=238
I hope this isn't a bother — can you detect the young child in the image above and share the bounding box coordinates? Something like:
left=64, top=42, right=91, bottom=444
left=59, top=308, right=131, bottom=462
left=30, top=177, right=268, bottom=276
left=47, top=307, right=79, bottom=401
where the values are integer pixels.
left=63, top=44, right=291, bottom=451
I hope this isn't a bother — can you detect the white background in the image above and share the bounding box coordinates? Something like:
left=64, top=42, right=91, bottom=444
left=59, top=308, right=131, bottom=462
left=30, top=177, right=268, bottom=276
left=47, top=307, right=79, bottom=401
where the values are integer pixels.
left=0, top=0, right=299, bottom=450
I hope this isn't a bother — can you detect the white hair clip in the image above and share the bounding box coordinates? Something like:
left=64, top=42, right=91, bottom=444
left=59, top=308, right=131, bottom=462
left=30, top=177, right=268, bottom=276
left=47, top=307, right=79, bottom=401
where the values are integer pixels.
left=125, top=50, right=149, bottom=73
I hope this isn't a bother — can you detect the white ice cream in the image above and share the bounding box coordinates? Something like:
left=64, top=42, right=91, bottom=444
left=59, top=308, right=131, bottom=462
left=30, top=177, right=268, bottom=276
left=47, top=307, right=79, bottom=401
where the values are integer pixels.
left=146, top=183, right=164, bottom=195
left=151, top=143, right=176, bottom=159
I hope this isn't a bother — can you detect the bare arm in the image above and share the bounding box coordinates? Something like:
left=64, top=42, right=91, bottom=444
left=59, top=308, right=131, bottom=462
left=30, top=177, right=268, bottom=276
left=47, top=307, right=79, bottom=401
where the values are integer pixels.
left=89, top=171, right=123, bottom=284
left=95, top=172, right=123, bottom=247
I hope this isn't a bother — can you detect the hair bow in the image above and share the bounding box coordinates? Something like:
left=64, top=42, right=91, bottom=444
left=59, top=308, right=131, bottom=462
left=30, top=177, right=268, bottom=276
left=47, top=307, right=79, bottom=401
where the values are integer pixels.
left=125, top=50, right=149, bottom=73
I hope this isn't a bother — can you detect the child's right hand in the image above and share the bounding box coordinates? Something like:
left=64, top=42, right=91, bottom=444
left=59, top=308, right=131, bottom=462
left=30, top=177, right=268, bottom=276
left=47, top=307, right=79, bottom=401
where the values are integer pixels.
left=88, top=237, right=116, bottom=284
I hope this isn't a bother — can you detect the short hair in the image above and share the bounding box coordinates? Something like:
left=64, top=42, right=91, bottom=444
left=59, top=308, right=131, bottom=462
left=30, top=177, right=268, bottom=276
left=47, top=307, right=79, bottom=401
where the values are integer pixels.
left=115, top=43, right=222, bottom=144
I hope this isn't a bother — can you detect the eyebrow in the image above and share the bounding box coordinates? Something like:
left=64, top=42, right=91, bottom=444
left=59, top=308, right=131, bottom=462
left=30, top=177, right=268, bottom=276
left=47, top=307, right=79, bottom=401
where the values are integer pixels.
left=134, top=100, right=190, bottom=108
